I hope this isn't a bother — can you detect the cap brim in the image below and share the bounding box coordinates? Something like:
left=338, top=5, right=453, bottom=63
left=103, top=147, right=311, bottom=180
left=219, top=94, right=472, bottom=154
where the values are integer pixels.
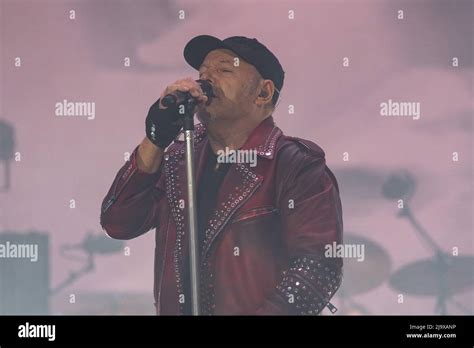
left=184, top=35, right=232, bottom=70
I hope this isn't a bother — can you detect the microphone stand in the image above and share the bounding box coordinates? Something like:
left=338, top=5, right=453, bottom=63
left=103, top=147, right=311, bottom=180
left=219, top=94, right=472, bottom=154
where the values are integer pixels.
left=50, top=249, right=94, bottom=296
left=182, top=97, right=201, bottom=315
left=398, top=204, right=460, bottom=315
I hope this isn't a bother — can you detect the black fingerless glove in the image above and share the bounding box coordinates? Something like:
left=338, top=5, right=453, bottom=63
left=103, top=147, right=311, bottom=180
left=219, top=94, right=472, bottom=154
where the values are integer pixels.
left=145, top=98, right=183, bottom=149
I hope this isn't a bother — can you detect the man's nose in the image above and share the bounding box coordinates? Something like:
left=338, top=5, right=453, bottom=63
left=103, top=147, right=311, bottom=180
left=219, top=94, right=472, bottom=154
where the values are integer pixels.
left=199, top=70, right=215, bottom=84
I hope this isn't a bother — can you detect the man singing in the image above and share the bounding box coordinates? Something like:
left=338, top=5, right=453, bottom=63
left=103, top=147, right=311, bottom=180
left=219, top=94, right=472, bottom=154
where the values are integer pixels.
left=100, top=35, right=343, bottom=315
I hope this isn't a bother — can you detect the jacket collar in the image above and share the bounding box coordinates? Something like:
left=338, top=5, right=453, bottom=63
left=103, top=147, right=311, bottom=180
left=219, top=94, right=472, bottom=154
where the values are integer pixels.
left=239, top=116, right=280, bottom=160
left=167, top=115, right=280, bottom=181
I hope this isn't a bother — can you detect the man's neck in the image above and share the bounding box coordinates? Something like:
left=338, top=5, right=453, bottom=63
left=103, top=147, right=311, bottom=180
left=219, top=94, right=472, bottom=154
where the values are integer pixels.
left=206, top=116, right=266, bottom=154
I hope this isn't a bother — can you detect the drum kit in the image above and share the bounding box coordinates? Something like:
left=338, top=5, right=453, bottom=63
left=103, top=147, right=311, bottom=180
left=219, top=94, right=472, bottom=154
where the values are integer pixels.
left=335, top=170, right=473, bottom=315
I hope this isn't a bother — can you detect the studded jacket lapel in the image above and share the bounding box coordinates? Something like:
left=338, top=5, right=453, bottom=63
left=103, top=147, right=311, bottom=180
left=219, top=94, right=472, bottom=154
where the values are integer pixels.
left=199, top=117, right=282, bottom=261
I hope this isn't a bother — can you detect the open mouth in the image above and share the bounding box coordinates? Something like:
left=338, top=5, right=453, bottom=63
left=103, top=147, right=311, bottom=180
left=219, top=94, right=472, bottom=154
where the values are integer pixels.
left=205, top=95, right=217, bottom=106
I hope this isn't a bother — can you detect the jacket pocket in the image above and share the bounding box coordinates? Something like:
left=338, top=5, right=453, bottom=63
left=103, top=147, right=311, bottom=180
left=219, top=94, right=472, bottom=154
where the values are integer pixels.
left=231, top=206, right=278, bottom=224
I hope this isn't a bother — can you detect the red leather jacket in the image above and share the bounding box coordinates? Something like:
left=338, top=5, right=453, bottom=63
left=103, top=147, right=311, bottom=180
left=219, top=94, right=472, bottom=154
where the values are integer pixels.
left=100, top=116, right=343, bottom=315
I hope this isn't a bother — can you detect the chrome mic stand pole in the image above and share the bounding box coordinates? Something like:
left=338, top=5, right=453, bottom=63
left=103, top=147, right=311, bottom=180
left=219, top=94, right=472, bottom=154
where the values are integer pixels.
left=183, top=97, right=200, bottom=315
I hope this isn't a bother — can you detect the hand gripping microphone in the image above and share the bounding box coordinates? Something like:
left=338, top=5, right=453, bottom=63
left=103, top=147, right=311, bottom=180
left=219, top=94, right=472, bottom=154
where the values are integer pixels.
left=161, top=79, right=214, bottom=108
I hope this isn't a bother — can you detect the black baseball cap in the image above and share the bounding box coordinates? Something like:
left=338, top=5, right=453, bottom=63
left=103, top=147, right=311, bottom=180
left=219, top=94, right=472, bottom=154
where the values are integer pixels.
left=184, top=35, right=285, bottom=105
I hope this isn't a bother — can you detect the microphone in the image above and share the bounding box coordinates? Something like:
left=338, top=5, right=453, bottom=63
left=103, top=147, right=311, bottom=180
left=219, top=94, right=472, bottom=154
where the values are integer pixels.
left=161, top=79, right=214, bottom=108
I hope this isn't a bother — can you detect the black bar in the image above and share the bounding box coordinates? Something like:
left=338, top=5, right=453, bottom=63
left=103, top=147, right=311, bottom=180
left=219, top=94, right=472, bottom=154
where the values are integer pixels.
left=0, top=315, right=472, bottom=346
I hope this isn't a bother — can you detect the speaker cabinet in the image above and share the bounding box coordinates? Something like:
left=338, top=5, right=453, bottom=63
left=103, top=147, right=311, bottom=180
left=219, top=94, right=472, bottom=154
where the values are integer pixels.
left=0, top=231, right=50, bottom=314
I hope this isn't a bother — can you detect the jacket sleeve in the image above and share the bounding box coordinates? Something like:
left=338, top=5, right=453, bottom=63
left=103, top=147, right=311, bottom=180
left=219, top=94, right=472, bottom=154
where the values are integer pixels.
left=100, top=145, right=164, bottom=240
left=255, top=139, right=343, bottom=315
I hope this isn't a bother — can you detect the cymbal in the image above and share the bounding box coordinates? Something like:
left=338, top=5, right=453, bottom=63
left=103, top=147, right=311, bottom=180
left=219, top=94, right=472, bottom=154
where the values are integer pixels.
left=338, top=234, right=392, bottom=297
left=389, top=255, right=474, bottom=296
left=334, top=168, right=387, bottom=200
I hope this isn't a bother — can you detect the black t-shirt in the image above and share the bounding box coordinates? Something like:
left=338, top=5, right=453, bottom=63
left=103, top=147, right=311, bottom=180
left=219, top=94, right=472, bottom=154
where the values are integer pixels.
left=183, top=143, right=231, bottom=314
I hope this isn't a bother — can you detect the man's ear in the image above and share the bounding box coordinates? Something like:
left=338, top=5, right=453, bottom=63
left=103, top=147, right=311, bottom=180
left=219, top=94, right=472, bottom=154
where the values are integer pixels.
left=256, top=79, right=274, bottom=106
